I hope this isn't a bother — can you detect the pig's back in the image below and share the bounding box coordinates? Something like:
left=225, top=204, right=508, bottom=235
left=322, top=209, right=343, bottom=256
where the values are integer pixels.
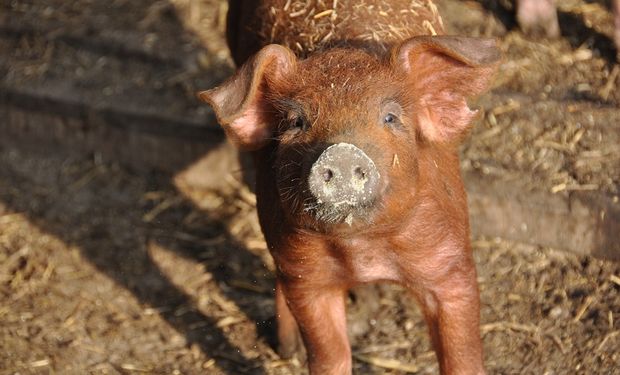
left=227, top=0, right=444, bottom=65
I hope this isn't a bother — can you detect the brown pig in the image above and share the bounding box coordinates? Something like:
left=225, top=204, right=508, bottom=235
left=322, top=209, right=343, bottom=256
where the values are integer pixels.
left=199, top=1, right=500, bottom=374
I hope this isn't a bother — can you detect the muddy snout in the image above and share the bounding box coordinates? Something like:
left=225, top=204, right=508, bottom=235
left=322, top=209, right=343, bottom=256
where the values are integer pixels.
left=308, top=143, right=380, bottom=209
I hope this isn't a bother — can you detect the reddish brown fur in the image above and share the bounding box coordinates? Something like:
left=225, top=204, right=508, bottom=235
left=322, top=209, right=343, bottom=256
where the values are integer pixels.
left=227, top=0, right=444, bottom=64
left=200, top=1, right=500, bottom=374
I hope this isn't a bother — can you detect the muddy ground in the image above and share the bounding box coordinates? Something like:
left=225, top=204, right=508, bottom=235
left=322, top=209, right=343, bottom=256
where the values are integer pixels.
left=1, top=0, right=620, bottom=374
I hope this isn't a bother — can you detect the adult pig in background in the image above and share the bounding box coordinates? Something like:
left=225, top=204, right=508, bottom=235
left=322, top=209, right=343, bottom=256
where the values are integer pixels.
left=517, top=0, right=620, bottom=58
left=200, top=1, right=500, bottom=374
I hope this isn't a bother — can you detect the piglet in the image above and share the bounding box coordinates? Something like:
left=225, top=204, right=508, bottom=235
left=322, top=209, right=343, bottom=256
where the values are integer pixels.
left=199, top=1, right=500, bottom=374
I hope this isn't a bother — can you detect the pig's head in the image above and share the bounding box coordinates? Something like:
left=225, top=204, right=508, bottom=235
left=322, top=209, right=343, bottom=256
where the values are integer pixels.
left=199, top=36, right=500, bottom=230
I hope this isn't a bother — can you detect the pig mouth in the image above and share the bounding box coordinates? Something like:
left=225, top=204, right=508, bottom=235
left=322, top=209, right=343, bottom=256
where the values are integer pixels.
left=276, top=165, right=377, bottom=226
left=304, top=198, right=377, bottom=226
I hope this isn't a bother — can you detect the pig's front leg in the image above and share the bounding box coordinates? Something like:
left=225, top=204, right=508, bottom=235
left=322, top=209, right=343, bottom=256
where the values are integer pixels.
left=280, top=281, right=351, bottom=375
left=410, top=257, right=485, bottom=375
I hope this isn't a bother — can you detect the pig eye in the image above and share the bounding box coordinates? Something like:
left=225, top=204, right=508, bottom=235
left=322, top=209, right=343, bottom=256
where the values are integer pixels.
left=382, top=112, right=403, bottom=130
left=288, top=116, right=308, bottom=134
left=383, top=113, right=397, bottom=124
left=293, top=117, right=305, bottom=129
left=380, top=101, right=404, bottom=131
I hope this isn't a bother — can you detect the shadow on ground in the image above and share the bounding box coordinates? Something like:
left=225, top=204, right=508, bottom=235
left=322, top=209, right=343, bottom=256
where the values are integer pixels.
left=0, top=1, right=279, bottom=373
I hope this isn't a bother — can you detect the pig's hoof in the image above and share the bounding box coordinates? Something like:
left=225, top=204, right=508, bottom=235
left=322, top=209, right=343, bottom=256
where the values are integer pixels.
left=277, top=330, right=302, bottom=359
left=278, top=337, right=305, bottom=361
left=277, top=343, right=297, bottom=359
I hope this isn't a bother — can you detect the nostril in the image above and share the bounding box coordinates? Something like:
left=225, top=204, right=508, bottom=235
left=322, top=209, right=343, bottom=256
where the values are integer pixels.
left=323, top=169, right=334, bottom=183
left=353, top=166, right=366, bottom=181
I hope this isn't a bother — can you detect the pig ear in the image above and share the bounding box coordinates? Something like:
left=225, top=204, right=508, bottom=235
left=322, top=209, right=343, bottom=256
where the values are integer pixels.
left=392, top=36, right=501, bottom=143
left=198, top=44, right=297, bottom=150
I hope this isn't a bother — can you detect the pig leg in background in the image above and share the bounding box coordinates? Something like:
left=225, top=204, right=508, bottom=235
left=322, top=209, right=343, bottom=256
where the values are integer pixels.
left=517, top=0, right=620, bottom=54
left=275, top=281, right=302, bottom=358
left=614, top=0, right=620, bottom=59
left=516, top=0, right=560, bottom=38
left=281, top=284, right=351, bottom=375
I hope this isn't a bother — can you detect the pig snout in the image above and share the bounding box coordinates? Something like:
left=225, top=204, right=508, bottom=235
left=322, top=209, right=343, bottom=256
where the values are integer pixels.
left=308, top=143, right=380, bottom=212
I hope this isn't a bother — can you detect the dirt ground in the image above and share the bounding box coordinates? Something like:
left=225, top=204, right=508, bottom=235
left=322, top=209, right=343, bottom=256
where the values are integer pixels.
left=1, top=0, right=620, bottom=374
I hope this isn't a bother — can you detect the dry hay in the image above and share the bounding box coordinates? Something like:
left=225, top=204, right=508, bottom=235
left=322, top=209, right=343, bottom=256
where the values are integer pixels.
left=2, top=145, right=619, bottom=374
left=462, top=27, right=620, bottom=195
